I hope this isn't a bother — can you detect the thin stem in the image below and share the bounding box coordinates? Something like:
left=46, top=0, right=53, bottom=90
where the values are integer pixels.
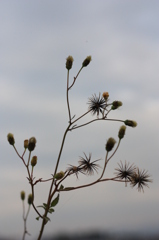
left=37, top=126, right=70, bottom=240
left=66, top=70, right=71, bottom=123
left=13, top=145, right=27, bottom=167
left=71, top=118, right=124, bottom=130
left=68, top=66, right=83, bottom=90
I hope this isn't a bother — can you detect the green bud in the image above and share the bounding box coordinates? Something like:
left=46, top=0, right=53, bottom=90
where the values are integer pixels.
left=66, top=56, right=74, bottom=70
left=7, top=133, right=15, bottom=146
left=54, top=171, right=65, bottom=180
left=31, top=156, right=37, bottom=167
left=28, top=194, right=33, bottom=205
left=124, top=120, right=137, bottom=128
left=111, top=101, right=123, bottom=110
left=118, top=125, right=126, bottom=139
left=105, top=137, right=116, bottom=152
left=24, top=139, right=28, bottom=149
left=20, top=191, right=25, bottom=201
left=28, top=137, right=37, bottom=152
left=82, top=56, right=92, bottom=67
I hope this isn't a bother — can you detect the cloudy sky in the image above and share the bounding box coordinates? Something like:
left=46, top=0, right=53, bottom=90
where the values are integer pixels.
left=0, top=0, right=159, bottom=239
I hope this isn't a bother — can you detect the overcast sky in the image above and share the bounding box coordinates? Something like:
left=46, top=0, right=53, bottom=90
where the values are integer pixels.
left=0, top=0, right=159, bottom=239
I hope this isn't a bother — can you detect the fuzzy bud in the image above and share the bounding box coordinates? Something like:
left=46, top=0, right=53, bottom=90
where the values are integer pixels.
left=24, top=139, right=28, bottom=149
left=20, top=191, right=25, bottom=201
left=66, top=56, right=74, bottom=70
left=28, top=137, right=37, bottom=152
left=7, top=133, right=15, bottom=146
left=124, top=120, right=137, bottom=128
left=31, top=156, right=37, bottom=167
left=54, top=171, right=65, bottom=180
left=82, top=56, right=92, bottom=67
left=111, top=101, right=123, bottom=110
left=102, top=92, right=109, bottom=100
left=118, top=125, right=126, bottom=139
left=28, top=194, right=33, bottom=205
left=105, top=137, right=116, bottom=152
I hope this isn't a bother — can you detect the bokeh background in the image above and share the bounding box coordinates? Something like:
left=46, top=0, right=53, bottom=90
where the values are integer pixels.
left=0, top=0, right=159, bottom=239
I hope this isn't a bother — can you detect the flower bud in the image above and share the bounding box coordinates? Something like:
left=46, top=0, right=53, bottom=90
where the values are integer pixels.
left=82, top=56, right=92, bottom=67
left=54, top=171, right=65, bottom=180
left=102, top=92, right=109, bottom=101
left=31, top=156, right=37, bottom=167
left=105, top=137, right=116, bottom=152
left=124, top=120, right=137, bottom=128
left=28, top=194, right=33, bottom=205
left=28, top=137, right=37, bottom=152
left=24, top=139, right=28, bottom=149
left=20, top=191, right=25, bottom=201
left=118, top=125, right=126, bottom=139
left=66, top=56, right=74, bottom=70
left=111, top=101, right=123, bottom=110
left=7, top=133, right=15, bottom=146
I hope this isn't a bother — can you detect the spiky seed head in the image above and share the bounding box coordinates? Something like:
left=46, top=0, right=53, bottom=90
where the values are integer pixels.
left=28, top=194, right=33, bottom=205
left=102, top=92, right=109, bottom=100
left=111, top=101, right=123, bottom=110
left=66, top=56, right=74, bottom=70
left=124, top=120, right=137, bottom=128
left=7, top=133, right=15, bottom=146
left=118, top=125, right=126, bottom=139
left=82, top=56, right=92, bottom=67
left=105, top=138, right=116, bottom=152
left=24, top=139, right=28, bottom=149
left=31, top=156, right=37, bottom=167
left=20, top=191, right=25, bottom=201
left=54, top=171, right=65, bottom=180
left=28, top=137, right=37, bottom=152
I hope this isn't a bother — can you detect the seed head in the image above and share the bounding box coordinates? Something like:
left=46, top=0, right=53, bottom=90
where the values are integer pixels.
left=20, top=191, right=25, bottom=201
left=54, top=171, right=65, bottom=180
left=82, top=56, right=92, bottom=67
left=111, top=101, right=123, bottom=110
left=28, top=194, right=33, bottom=205
left=118, top=125, right=126, bottom=139
left=102, top=92, right=109, bottom=101
left=105, top=138, right=116, bottom=152
left=24, top=139, right=28, bottom=149
left=124, top=120, right=137, bottom=128
left=7, top=133, right=15, bottom=146
left=66, top=56, right=74, bottom=70
left=28, top=137, right=37, bottom=152
left=31, top=156, right=37, bottom=167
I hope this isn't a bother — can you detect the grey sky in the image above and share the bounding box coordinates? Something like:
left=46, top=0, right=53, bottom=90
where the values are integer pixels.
left=0, top=0, right=159, bottom=239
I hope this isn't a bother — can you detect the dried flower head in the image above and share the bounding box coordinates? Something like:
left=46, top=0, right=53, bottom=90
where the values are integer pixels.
left=66, top=56, right=74, bottom=70
left=82, top=56, right=92, bottom=67
left=124, top=120, right=137, bottom=128
left=28, top=194, right=33, bottom=205
left=118, top=125, right=126, bottom=140
left=28, top=137, right=37, bottom=152
left=111, top=101, right=123, bottom=110
left=31, top=156, right=37, bottom=167
left=20, top=191, right=25, bottom=201
left=24, top=139, right=28, bottom=149
left=130, top=168, right=152, bottom=192
left=88, top=93, right=106, bottom=116
left=102, top=92, right=109, bottom=101
left=7, top=133, right=15, bottom=146
left=105, top=137, right=116, bottom=152
left=78, top=153, right=100, bottom=175
left=54, top=171, right=65, bottom=180
left=67, top=165, right=84, bottom=179
left=114, top=161, right=136, bottom=186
